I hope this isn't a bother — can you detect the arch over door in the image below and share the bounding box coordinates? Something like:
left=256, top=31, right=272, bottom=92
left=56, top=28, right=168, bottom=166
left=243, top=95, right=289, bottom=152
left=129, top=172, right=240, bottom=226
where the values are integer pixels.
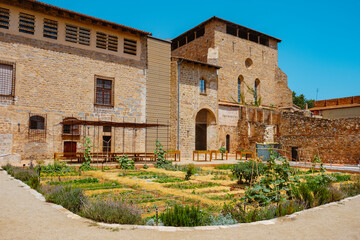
left=195, top=109, right=216, bottom=150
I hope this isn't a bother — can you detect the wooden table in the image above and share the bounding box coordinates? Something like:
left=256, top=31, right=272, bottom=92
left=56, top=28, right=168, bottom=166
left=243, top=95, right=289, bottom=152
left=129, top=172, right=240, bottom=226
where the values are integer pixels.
left=236, top=150, right=254, bottom=160
left=165, top=150, right=181, bottom=162
left=193, top=150, right=212, bottom=162
left=210, top=150, right=228, bottom=160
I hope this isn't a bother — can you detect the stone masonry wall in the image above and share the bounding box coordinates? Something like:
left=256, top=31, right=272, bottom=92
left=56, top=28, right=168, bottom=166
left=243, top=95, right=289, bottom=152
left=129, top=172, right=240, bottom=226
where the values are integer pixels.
left=213, top=23, right=292, bottom=107
left=236, top=106, right=360, bottom=165
left=278, top=112, right=360, bottom=165
left=0, top=33, right=147, bottom=160
left=170, top=60, right=219, bottom=158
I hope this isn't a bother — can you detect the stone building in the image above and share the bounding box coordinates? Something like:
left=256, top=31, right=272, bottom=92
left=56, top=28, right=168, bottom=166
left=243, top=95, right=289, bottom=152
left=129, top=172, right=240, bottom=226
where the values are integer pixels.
left=0, top=0, right=171, bottom=162
left=170, top=17, right=292, bottom=157
left=0, top=1, right=358, bottom=164
left=310, top=96, right=360, bottom=119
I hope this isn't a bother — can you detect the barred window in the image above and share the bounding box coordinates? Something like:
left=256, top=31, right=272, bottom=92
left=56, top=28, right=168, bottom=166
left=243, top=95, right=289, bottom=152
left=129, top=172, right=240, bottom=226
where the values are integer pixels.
left=29, top=116, right=45, bottom=130
left=124, top=38, right=137, bottom=55
left=65, top=24, right=90, bottom=46
left=62, top=118, right=79, bottom=135
left=19, top=12, right=35, bottom=35
left=0, top=63, right=15, bottom=97
left=95, top=77, right=113, bottom=106
left=43, top=18, right=58, bottom=39
left=96, top=32, right=118, bottom=52
left=0, top=7, right=10, bottom=29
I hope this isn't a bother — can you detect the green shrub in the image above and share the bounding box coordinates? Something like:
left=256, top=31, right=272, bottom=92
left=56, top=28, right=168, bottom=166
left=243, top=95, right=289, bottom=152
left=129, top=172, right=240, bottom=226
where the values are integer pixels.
left=116, top=155, right=135, bottom=170
left=231, top=161, right=266, bottom=184
left=340, top=177, right=360, bottom=197
left=185, top=164, right=195, bottom=180
left=205, top=213, right=237, bottom=226
left=43, top=185, right=86, bottom=213
left=165, top=182, right=220, bottom=189
left=160, top=204, right=206, bottom=227
left=6, top=166, right=40, bottom=190
left=143, top=164, right=149, bottom=169
left=47, top=178, right=99, bottom=185
left=40, top=161, right=75, bottom=174
left=222, top=200, right=304, bottom=223
left=154, top=140, right=171, bottom=168
left=81, top=199, right=142, bottom=225
left=214, top=164, right=234, bottom=170
left=330, top=173, right=351, bottom=182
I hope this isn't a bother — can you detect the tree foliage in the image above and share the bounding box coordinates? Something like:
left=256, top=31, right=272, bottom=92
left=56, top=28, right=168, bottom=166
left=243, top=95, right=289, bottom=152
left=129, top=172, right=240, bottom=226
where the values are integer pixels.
left=292, top=91, right=314, bottom=109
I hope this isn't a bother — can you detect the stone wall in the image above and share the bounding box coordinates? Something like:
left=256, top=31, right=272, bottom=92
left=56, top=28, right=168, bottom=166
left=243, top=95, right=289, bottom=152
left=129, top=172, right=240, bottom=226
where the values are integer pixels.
left=170, top=60, right=219, bottom=158
left=278, top=112, right=360, bottom=164
left=213, top=24, right=292, bottom=107
left=0, top=33, right=147, bottom=160
left=236, top=106, right=360, bottom=165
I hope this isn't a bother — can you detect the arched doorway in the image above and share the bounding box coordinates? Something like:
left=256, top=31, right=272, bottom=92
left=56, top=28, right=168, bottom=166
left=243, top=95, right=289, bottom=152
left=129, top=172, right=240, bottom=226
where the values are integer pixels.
left=195, top=109, right=216, bottom=150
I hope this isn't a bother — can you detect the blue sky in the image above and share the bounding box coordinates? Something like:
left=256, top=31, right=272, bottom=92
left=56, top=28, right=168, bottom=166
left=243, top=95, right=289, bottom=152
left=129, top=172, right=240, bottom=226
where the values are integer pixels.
left=40, top=0, right=360, bottom=100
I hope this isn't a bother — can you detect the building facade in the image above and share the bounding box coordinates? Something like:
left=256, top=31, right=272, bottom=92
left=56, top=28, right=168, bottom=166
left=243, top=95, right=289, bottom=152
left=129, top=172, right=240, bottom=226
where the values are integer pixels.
left=0, top=0, right=171, bottom=161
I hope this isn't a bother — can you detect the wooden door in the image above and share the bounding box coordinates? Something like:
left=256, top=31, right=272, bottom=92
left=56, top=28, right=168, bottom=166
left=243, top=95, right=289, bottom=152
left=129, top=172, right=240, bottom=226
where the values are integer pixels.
left=64, top=141, right=77, bottom=153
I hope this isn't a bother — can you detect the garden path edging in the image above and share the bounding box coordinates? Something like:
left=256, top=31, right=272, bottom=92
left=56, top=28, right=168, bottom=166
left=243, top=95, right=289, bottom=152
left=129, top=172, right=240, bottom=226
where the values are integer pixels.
left=2, top=169, right=359, bottom=232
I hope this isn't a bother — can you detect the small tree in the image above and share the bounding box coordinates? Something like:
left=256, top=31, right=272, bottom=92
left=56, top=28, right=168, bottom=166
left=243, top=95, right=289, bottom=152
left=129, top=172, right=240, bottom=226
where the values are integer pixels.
left=219, top=147, right=226, bottom=160
left=154, top=140, right=170, bottom=168
left=80, top=137, right=92, bottom=171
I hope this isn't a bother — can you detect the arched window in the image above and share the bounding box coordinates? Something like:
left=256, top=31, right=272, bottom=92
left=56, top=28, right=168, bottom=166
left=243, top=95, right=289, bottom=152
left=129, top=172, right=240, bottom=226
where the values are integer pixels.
left=238, top=75, right=244, bottom=103
left=254, top=79, right=260, bottom=104
left=199, top=78, right=206, bottom=94
left=62, top=117, right=79, bottom=135
left=29, top=116, right=45, bottom=130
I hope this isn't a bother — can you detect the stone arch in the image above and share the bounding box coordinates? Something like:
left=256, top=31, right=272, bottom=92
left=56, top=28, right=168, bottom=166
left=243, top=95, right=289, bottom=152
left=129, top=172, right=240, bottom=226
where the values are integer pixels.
left=195, top=108, right=217, bottom=150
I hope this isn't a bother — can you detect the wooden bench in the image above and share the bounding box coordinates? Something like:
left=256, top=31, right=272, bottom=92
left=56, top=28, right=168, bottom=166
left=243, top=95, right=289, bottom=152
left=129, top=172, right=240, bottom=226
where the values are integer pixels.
left=210, top=150, right=228, bottom=160
left=236, top=150, right=254, bottom=160
left=165, top=150, right=181, bottom=162
left=193, top=150, right=212, bottom=162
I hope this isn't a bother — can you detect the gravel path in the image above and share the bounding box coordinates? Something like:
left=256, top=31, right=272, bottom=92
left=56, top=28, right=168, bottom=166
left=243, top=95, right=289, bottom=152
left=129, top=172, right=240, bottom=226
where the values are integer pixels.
left=0, top=169, right=359, bottom=240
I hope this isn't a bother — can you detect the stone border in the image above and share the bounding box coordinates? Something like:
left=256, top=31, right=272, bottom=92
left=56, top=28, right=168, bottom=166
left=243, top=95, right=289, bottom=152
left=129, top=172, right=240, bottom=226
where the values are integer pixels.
left=2, top=169, right=360, bottom=232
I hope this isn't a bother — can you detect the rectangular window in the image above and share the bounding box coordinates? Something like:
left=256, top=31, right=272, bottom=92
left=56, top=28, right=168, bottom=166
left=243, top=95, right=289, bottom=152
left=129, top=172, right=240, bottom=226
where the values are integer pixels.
left=43, top=18, right=58, bottom=39
left=199, top=79, right=206, bottom=94
left=95, top=77, right=113, bottom=106
left=0, top=7, right=10, bottom=29
left=65, top=24, right=90, bottom=46
left=123, top=38, right=137, bottom=55
left=226, top=25, right=237, bottom=37
left=63, top=125, right=79, bottom=135
left=0, top=62, right=15, bottom=97
left=19, top=12, right=35, bottom=35
left=103, top=126, right=112, bottom=132
left=96, top=32, right=118, bottom=52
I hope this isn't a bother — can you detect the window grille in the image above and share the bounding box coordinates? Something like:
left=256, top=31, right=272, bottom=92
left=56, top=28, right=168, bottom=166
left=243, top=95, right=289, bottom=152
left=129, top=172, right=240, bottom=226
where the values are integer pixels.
left=124, top=38, right=137, bottom=55
left=0, top=7, right=10, bottom=29
left=0, top=63, right=15, bottom=97
left=96, top=32, right=118, bottom=52
left=43, top=18, right=58, bottom=39
left=65, top=24, right=90, bottom=45
left=19, top=12, right=35, bottom=35
left=28, top=113, right=47, bottom=142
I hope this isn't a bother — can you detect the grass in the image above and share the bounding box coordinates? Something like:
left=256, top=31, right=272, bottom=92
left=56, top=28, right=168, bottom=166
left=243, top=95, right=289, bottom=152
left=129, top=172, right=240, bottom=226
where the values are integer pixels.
left=165, top=182, right=221, bottom=189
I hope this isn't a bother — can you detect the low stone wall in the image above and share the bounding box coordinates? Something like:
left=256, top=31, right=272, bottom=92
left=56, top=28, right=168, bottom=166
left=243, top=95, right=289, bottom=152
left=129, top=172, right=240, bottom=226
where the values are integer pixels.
left=278, top=112, right=360, bottom=165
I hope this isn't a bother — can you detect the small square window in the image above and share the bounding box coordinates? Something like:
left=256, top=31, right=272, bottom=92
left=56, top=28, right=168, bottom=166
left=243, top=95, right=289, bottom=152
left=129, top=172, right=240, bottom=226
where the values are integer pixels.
left=103, top=126, right=111, bottom=132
